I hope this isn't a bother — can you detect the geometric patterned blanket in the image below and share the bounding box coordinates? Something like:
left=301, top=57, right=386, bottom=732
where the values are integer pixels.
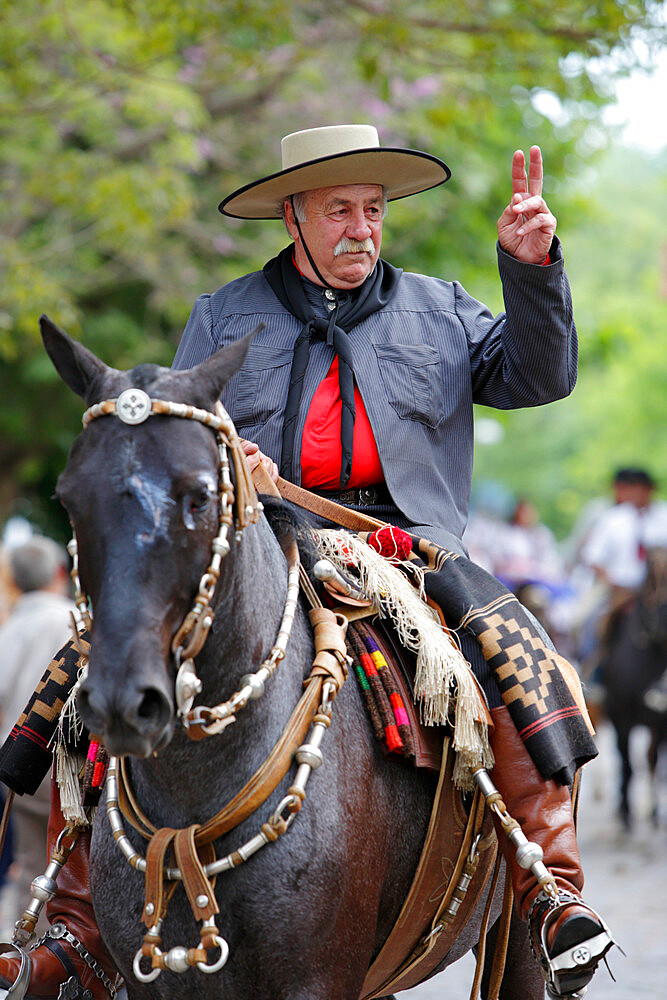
left=401, top=533, right=597, bottom=786
left=0, top=634, right=89, bottom=796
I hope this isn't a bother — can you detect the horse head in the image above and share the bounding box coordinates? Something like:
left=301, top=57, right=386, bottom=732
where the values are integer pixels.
left=41, top=315, right=256, bottom=758
left=640, top=545, right=667, bottom=645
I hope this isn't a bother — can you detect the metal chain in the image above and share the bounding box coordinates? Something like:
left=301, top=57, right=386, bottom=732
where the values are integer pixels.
left=34, top=924, right=118, bottom=999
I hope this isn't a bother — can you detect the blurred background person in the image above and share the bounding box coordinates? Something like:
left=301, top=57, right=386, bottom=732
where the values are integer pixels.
left=0, top=547, right=20, bottom=627
left=493, top=498, right=564, bottom=591
left=569, top=469, right=667, bottom=704
left=0, top=536, right=74, bottom=940
left=582, top=468, right=667, bottom=595
left=493, top=498, right=570, bottom=650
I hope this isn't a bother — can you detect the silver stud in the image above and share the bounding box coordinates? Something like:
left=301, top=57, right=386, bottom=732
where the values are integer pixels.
left=144, top=902, right=155, bottom=916
left=196, top=894, right=209, bottom=909
left=116, top=388, right=151, bottom=425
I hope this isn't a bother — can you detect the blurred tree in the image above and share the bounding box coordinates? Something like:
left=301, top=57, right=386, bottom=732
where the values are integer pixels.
left=0, top=0, right=664, bottom=537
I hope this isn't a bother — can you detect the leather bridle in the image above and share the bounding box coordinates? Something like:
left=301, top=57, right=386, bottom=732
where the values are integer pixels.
left=68, top=387, right=350, bottom=982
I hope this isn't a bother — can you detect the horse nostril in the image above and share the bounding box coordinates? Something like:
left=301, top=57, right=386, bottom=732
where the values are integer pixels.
left=136, top=687, right=170, bottom=726
left=76, top=686, right=102, bottom=727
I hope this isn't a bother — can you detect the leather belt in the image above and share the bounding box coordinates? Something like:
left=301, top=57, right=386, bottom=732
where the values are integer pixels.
left=316, top=485, right=392, bottom=508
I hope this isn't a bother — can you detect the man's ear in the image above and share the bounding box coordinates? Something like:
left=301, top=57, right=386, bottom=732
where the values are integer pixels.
left=283, top=197, right=299, bottom=242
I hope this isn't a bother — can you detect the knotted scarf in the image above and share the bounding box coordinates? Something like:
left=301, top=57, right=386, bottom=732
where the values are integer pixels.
left=263, top=246, right=402, bottom=487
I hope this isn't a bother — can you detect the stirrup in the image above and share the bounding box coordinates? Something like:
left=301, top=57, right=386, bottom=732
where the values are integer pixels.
left=529, top=889, right=616, bottom=998
left=0, top=925, right=118, bottom=1000
left=0, top=943, right=30, bottom=999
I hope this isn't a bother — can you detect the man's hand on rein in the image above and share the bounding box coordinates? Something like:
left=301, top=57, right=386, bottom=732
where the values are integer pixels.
left=497, top=146, right=556, bottom=265
left=240, top=438, right=280, bottom=483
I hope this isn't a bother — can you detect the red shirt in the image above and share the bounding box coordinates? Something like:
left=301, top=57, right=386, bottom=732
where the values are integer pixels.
left=298, top=253, right=551, bottom=490
left=300, top=356, right=383, bottom=490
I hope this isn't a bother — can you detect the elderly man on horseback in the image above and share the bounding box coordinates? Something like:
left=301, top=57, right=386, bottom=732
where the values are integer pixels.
left=0, top=125, right=614, bottom=999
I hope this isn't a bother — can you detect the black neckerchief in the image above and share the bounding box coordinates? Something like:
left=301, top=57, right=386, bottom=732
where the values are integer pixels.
left=263, top=245, right=402, bottom=487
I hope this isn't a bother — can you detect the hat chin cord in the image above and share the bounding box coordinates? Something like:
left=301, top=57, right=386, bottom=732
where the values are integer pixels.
left=290, top=195, right=335, bottom=290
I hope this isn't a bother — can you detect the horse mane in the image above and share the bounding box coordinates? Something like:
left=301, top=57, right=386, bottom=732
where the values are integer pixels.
left=258, top=493, right=320, bottom=574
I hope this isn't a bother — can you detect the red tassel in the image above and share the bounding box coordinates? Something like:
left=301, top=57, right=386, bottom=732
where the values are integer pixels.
left=368, top=525, right=412, bottom=561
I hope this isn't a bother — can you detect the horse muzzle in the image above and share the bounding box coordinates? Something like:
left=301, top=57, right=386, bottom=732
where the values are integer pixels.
left=77, top=675, right=174, bottom=758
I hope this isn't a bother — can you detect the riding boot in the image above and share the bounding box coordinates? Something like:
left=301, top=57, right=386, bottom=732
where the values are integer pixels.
left=0, top=780, right=118, bottom=999
left=488, top=704, right=614, bottom=998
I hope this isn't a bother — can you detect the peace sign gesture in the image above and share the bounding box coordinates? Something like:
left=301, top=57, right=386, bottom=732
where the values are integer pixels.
left=497, top=146, right=556, bottom=263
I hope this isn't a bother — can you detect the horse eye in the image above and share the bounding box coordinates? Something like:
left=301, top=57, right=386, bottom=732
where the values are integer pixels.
left=188, top=487, right=212, bottom=514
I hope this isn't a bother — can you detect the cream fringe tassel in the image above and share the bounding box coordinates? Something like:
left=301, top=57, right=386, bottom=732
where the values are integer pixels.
left=313, top=529, right=493, bottom=788
left=50, top=620, right=91, bottom=826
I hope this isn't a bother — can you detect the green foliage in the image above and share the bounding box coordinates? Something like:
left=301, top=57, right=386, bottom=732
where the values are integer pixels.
left=472, top=146, right=667, bottom=536
left=0, top=0, right=665, bottom=538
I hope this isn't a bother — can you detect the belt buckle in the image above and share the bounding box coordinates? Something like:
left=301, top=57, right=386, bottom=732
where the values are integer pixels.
left=359, top=487, right=376, bottom=506
left=338, top=489, right=355, bottom=504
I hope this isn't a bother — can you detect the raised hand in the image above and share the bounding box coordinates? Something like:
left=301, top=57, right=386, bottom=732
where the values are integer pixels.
left=497, top=146, right=556, bottom=264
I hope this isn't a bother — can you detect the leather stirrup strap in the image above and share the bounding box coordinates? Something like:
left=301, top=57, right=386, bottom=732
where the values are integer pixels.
left=468, top=851, right=503, bottom=1000
left=487, top=863, right=514, bottom=1000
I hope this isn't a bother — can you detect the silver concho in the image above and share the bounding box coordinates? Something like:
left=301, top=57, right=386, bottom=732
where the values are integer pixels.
left=116, top=388, right=152, bottom=425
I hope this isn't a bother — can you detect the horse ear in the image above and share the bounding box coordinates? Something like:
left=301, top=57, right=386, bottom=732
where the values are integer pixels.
left=40, top=314, right=109, bottom=400
left=186, top=323, right=264, bottom=404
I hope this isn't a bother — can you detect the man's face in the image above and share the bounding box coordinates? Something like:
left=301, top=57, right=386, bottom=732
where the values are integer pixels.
left=286, top=184, right=384, bottom=289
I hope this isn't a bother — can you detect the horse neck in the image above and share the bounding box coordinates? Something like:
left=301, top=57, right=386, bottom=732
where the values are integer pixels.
left=126, top=515, right=314, bottom=823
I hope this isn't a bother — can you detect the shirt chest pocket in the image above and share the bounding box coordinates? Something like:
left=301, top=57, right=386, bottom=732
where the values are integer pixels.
left=373, top=343, right=444, bottom=428
left=230, top=344, right=293, bottom=427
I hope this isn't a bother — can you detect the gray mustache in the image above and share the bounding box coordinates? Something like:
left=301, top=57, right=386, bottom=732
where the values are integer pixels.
left=333, top=237, right=375, bottom=256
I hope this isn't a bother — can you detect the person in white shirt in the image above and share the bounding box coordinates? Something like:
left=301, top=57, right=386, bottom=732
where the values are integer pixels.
left=583, top=468, right=667, bottom=591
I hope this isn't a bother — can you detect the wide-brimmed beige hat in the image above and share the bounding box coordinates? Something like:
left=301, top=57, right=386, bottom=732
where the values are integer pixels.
left=219, top=124, right=450, bottom=220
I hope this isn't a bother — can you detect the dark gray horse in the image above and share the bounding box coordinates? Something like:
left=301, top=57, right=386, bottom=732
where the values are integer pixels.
left=41, top=316, right=544, bottom=999
left=600, top=547, right=667, bottom=828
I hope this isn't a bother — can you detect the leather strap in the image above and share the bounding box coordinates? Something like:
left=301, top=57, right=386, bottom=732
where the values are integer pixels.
left=121, top=676, right=325, bottom=848
left=360, top=740, right=497, bottom=999
left=143, top=827, right=178, bottom=925
left=248, top=457, right=386, bottom=534
left=467, top=852, right=503, bottom=1000
left=308, top=607, right=349, bottom=691
left=196, top=677, right=323, bottom=842
left=276, top=477, right=386, bottom=532
left=0, top=789, right=14, bottom=862
left=487, top=863, right=514, bottom=1000
left=173, top=826, right=219, bottom=923
left=42, top=937, right=79, bottom=982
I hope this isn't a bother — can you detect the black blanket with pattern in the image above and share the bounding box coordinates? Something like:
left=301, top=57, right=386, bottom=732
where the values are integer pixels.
left=0, top=635, right=89, bottom=796
left=399, top=533, right=597, bottom=785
